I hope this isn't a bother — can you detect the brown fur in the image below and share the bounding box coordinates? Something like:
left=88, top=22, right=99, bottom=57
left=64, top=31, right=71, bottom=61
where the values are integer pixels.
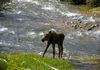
left=41, top=30, right=65, bottom=58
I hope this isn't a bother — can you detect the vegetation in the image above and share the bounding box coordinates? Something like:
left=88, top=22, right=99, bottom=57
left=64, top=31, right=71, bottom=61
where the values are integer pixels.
left=0, top=0, right=10, bottom=11
left=86, top=0, right=100, bottom=7
left=60, top=0, right=100, bottom=15
left=83, top=58, right=100, bottom=63
left=71, top=0, right=86, bottom=4
left=79, top=5, right=94, bottom=11
left=0, top=53, right=74, bottom=70
left=60, top=0, right=100, bottom=7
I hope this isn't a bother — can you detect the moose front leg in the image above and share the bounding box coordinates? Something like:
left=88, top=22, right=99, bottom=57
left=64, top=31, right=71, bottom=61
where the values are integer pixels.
left=43, top=43, right=50, bottom=57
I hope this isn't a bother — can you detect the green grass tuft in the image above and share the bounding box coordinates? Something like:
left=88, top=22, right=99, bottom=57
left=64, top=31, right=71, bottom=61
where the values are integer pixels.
left=79, top=5, right=94, bottom=11
left=82, top=57, right=100, bottom=63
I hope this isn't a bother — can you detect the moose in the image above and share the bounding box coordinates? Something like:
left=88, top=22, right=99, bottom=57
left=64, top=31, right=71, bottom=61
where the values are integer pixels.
left=41, top=29, right=65, bottom=58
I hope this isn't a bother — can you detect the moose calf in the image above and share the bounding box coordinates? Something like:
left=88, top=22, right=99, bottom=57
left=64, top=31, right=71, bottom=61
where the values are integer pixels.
left=41, top=30, right=65, bottom=58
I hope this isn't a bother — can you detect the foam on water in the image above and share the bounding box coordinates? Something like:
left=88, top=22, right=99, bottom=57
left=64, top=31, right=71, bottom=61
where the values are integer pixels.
left=84, top=30, right=100, bottom=37
left=18, top=0, right=33, bottom=2
left=65, top=12, right=80, bottom=17
left=66, top=31, right=83, bottom=39
left=0, top=41, right=11, bottom=46
left=16, top=18, right=24, bottom=21
left=22, top=31, right=38, bottom=39
left=0, top=42, right=3, bottom=44
left=41, top=5, right=55, bottom=11
left=0, top=27, right=8, bottom=32
left=16, top=11, right=22, bottom=14
left=65, top=30, right=100, bottom=40
left=85, top=16, right=95, bottom=22
left=92, top=31, right=100, bottom=39
left=93, top=30, right=100, bottom=35
left=27, top=32, right=36, bottom=35
left=8, top=31, right=15, bottom=34
left=0, top=26, right=15, bottom=34
left=76, top=31, right=83, bottom=37
left=66, top=34, right=74, bottom=39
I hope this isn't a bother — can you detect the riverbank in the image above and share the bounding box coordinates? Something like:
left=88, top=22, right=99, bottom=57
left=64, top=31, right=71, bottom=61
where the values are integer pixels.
left=0, top=53, right=74, bottom=70
left=0, top=53, right=100, bottom=70
left=78, top=6, right=100, bottom=17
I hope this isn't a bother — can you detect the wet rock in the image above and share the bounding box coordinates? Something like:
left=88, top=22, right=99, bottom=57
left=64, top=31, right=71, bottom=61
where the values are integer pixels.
left=87, top=24, right=98, bottom=31
left=72, top=22, right=100, bottom=31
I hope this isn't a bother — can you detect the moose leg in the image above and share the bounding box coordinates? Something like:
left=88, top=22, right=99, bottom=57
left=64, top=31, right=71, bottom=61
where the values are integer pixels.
left=52, top=44, right=55, bottom=58
left=58, top=45, right=61, bottom=58
left=43, top=43, right=50, bottom=57
left=58, top=44, right=63, bottom=58
left=60, top=45, right=63, bottom=58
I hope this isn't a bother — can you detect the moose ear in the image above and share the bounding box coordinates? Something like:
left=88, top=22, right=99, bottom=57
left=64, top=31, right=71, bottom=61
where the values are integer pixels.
left=49, top=31, right=52, bottom=33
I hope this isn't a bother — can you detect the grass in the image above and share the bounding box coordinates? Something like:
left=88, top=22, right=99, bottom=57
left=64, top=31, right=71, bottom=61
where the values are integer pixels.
left=79, top=5, right=94, bottom=12
left=78, top=5, right=100, bottom=16
left=0, top=53, right=74, bottom=70
left=90, top=7, right=100, bottom=16
left=82, top=57, right=100, bottom=63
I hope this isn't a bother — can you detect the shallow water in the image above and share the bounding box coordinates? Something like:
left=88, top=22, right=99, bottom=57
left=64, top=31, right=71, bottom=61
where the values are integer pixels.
left=0, top=0, right=100, bottom=70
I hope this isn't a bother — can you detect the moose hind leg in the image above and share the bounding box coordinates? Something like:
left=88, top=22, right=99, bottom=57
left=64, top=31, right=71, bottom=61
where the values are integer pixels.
left=58, top=45, right=61, bottom=58
left=60, top=45, right=63, bottom=58
left=52, top=44, right=55, bottom=58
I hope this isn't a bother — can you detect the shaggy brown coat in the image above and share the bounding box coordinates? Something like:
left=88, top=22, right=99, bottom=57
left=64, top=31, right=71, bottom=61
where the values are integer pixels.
left=41, top=30, right=65, bottom=58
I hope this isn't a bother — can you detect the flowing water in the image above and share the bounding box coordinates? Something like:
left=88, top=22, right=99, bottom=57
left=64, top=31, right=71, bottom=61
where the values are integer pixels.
left=0, top=0, right=100, bottom=69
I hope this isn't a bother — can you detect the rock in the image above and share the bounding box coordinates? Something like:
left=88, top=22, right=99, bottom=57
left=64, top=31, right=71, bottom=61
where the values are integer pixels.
left=87, top=24, right=98, bottom=31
